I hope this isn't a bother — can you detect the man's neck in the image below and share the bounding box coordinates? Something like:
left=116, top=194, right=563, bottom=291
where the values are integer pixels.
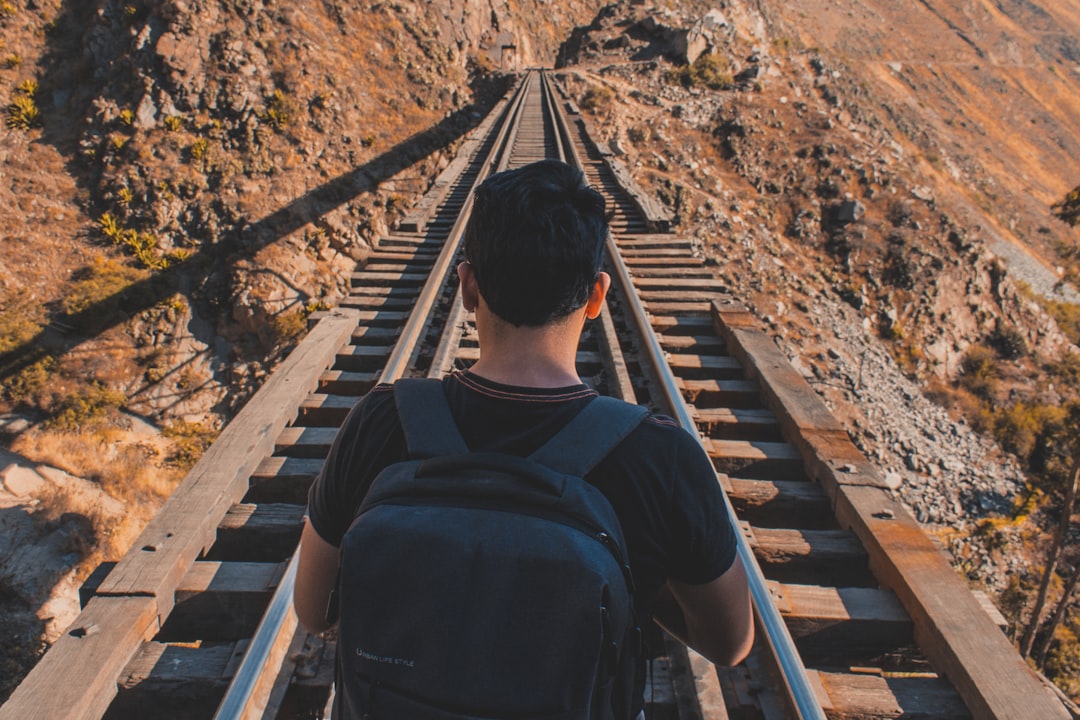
left=469, top=310, right=585, bottom=388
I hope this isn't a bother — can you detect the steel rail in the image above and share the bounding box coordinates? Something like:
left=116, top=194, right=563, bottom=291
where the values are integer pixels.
left=601, top=232, right=827, bottom=720
left=542, top=69, right=827, bottom=720
left=212, top=71, right=537, bottom=720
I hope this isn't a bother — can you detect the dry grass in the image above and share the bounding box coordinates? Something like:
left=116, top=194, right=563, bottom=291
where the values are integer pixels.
left=12, top=426, right=183, bottom=510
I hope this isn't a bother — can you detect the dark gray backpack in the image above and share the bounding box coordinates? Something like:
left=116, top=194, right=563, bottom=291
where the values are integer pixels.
left=335, top=378, right=647, bottom=719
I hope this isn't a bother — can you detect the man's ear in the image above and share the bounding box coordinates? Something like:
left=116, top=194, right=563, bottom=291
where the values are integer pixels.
left=583, top=272, right=611, bottom=320
left=458, top=261, right=480, bottom=312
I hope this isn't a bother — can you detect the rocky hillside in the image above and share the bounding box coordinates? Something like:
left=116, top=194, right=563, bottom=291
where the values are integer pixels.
left=2, top=0, right=1080, bottom=706
left=0, top=0, right=607, bottom=702
left=552, top=0, right=1080, bottom=697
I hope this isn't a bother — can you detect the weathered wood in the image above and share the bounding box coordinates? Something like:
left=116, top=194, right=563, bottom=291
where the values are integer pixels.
left=0, top=596, right=159, bottom=720
left=635, top=277, right=727, bottom=291
left=650, top=314, right=714, bottom=333
left=704, top=438, right=802, bottom=463
left=712, top=299, right=891, bottom=497
left=643, top=300, right=718, bottom=314
left=666, top=354, right=742, bottom=372
left=750, top=527, right=871, bottom=586
left=247, top=457, right=323, bottom=503
left=95, top=310, right=358, bottom=618
left=678, top=378, right=761, bottom=407
left=159, top=561, right=283, bottom=641
left=318, top=369, right=380, bottom=395
left=107, top=641, right=241, bottom=719
left=812, top=669, right=971, bottom=719
left=692, top=406, right=781, bottom=441
left=623, top=256, right=708, bottom=267
left=208, top=503, right=305, bottom=563
left=275, top=426, right=338, bottom=457
left=614, top=235, right=694, bottom=248
left=630, top=267, right=716, bottom=279
left=349, top=271, right=428, bottom=286
left=773, top=582, right=915, bottom=665
left=658, top=333, right=726, bottom=351
left=728, top=478, right=833, bottom=528
left=835, top=484, right=1070, bottom=720
left=298, top=393, right=359, bottom=425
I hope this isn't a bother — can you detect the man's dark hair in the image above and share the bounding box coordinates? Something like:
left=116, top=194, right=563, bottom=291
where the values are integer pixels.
left=463, top=159, right=607, bottom=327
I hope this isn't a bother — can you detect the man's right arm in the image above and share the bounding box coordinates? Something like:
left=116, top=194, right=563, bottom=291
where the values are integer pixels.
left=294, top=519, right=340, bottom=634
left=653, top=555, right=754, bottom=666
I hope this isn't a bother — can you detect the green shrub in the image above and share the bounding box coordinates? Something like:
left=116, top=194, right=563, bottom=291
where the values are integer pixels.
left=0, top=297, right=45, bottom=354
left=263, top=89, right=296, bottom=129
left=6, top=93, right=38, bottom=130
left=162, top=419, right=217, bottom=469
left=45, top=383, right=126, bottom=431
left=61, top=255, right=149, bottom=322
left=1044, top=300, right=1080, bottom=345
left=1, top=356, right=56, bottom=404
left=958, top=344, right=999, bottom=399
left=163, top=115, right=183, bottom=132
left=992, top=401, right=1064, bottom=463
left=580, top=85, right=614, bottom=113
left=189, top=137, right=209, bottom=161
left=667, top=53, right=734, bottom=91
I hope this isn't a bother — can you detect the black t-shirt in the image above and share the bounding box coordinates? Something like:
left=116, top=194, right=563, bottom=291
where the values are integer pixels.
left=308, top=371, right=737, bottom=618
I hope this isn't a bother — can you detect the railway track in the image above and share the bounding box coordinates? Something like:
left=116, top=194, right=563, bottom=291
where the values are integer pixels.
left=1, top=70, right=1071, bottom=720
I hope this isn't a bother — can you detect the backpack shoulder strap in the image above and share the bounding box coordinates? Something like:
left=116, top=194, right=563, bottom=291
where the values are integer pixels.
left=393, top=378, right=469, bottom=458
left=529, top=396, right=649, bottom=476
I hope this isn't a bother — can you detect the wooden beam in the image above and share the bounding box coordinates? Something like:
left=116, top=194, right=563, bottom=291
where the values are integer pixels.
left=710, top=299, right=1070, bottom=719
left=208, top=503, right=305, bottom=563
left=0, top=596, right=158, bottom=720
left=835, top=485, right=1070, bottom=720
left=159, top=561, right=283, bottom=641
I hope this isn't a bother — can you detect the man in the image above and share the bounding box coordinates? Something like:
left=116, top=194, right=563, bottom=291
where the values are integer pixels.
left=295, top=159, right=753, bottom=716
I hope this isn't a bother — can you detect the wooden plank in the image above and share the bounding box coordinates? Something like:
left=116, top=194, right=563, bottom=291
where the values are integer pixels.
left=678, top=378, right=761, bottom=408
left=835, top=484, right=1071, bottom=720
left=318, top=369, right=380, bottom=395
left=811, top=669, right=970, bottom=719
left=614, top=235, right=693, bottom=248
left=247, top=457, right=323, bottom=503
left=108, top=641, right=240, bottom=719
left=630, top=267, right=715, bottom=279
left=275, top=426, right=338, bottom=457
left=750, top=527, right=870, bottom=586
left=96, top=310, right=359, bottom=616
left=711, top=299, right=891, bottom=496
left=650, top=314, right=715, bottom=332
left=728, top=478, right=833, bottom=528
left=159, top=561, right=283, bottom=641
left=298, top=393, right=357, bottom=426
left=773, top=582, right=915, bottom=665
left=623, top=256, right=706, bottom=267
left=644, top=300, right=718, bottom=314
left=349, top=271, right=428, bottom=285
left=658, top=334, right=726, bottom=351
left=692, top=406, right=780, bottom=441
left=635, top=277, right=726, bottom=290
left=704, top=438, right=802, bottom=462
left=0, top=596, right=159, bottom=720
left=208, top=503, right=305, bottom=563
left=666, top=354, right=742, bottom=372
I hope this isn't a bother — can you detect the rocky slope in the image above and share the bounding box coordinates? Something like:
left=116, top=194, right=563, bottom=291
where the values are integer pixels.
left=2, top=0, right=1079, bottom=705
left=0, top=0, right=608, bottom=701
left=551, top=0, right=1080, bottom=691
